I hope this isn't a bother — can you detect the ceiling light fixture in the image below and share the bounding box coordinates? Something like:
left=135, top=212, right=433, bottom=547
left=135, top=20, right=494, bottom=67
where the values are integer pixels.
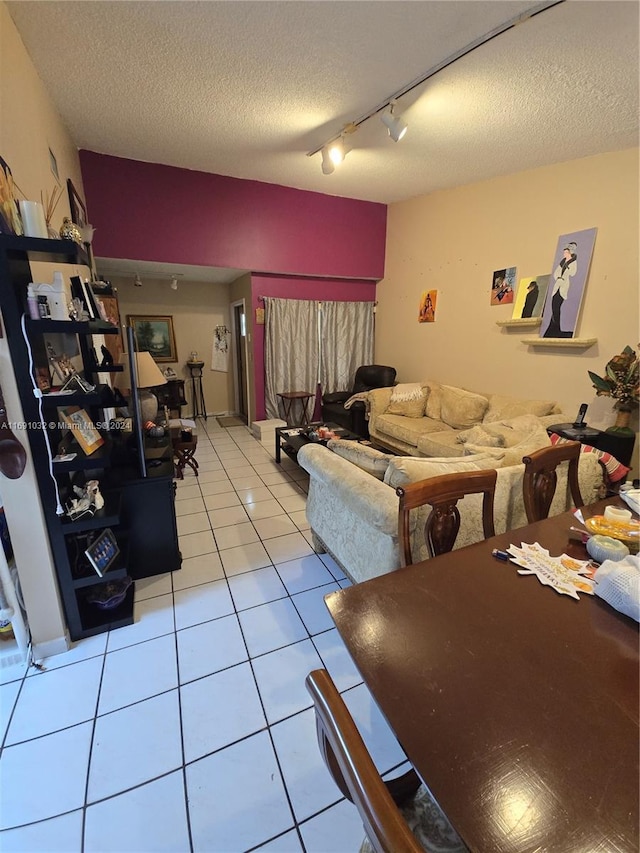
left=308, top=0, right=560, bottom=173
left=134, top=274, right=142, bottom=287
left=380, top=101, right=408, bottom=142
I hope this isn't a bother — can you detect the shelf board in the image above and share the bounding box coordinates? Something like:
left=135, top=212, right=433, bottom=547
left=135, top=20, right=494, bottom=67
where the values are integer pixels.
left=41, top=389, right=103, bottom=408
left=72, top=565, right=128, bottom=590
left=0, top=234, right=89, bottom=265
left=53, top=440, right=112, bottom=472
left=61, top=492, right=122, bottom=533
left=24, top=318, right=119, bottom=336
left=496, top=318, right=542, bottom=328
left=521, top=337, right=597, bottom=349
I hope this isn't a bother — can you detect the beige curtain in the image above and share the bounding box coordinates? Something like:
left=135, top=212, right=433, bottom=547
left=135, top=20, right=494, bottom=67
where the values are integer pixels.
left=264, top=298, right=319, bottom=421
left=320, top=300, right=375, bottom=393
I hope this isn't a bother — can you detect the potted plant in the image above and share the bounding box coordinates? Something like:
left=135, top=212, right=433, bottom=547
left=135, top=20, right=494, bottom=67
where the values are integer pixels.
left=588, top=345, right=639, bottom=434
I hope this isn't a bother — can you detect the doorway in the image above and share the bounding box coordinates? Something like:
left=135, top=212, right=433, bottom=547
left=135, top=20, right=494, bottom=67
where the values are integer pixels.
left=231, top=300, right=249, bottom=424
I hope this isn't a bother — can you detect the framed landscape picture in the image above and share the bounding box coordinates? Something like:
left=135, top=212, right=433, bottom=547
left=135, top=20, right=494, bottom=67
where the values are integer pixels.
left=127, top=315, right=177, bottom=363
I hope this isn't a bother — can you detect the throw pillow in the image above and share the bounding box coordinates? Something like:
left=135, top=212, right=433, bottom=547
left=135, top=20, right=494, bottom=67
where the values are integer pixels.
left=439, top=386, right=489, bottom=430
left=549, top=433, right=631, bottom=483
left=483, top=394, right=557, bottom=424
left=456, top=424, right=505, bottom=447
left=423, top=380, right=443, bottom=420
left=326, top=439, right=391, bottom=480
left=383, top=453, right=495, bottom=489
left=387, top=383, right=428, bottom=418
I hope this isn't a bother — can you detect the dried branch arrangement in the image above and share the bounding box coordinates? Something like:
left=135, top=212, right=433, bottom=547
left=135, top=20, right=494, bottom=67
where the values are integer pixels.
left=41, top=185, right=63, bottom=226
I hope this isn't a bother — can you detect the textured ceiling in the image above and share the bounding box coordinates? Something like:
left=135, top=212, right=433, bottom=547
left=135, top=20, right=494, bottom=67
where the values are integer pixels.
left=8, top=0, right=639, bottom=205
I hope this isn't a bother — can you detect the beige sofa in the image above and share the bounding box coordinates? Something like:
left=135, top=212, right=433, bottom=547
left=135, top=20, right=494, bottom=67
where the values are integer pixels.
left=368, top=381, right=567, bottom=457
left=298, top=440, right=603, bottom=584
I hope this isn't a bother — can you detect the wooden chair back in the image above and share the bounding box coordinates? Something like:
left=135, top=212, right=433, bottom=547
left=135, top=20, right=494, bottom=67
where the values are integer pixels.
left=306, top=668, right=424, bottom=853
left=396, top=469, right=498, bottom=565
left=522, top=440, right=583, bottom=523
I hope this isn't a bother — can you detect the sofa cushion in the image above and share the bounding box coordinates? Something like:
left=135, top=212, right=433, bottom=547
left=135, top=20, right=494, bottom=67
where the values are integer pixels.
left=417, top=430, right=467, bottom=458
left=387, top=383, right=428, bottom=418
left=383, top=453, right=496, bottom=488
left=440, top=386, right=489, bottom=429
left=326, top=439, right=391, bottom=480
left=377, top=414, right=450, bottom=447
left=483, top=394, right=557, bottom=423
left=456, top=424, right=506, bottom=447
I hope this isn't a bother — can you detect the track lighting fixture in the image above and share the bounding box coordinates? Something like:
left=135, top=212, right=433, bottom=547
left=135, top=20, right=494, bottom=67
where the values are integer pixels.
left=380, top=102, right=408, bottom=142
left=170, top=276, right=178, bottom=291
left=134, top=274, right=142, bottom=287
left=309, top=2, right=558, bottom=174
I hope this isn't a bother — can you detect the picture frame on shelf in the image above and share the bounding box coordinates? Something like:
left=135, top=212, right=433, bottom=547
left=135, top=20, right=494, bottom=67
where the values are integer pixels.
left=70, top=275, right=98, bottom=320
left=127, top=315, right=177, bottom=362
left=59, top=406, right=104, bottom=456
left=67, top=179, right=87, bottom=229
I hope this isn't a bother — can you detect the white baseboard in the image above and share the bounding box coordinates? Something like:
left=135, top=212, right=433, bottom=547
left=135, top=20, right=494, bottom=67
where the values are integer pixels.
left=32, top=634, right=70, bottom=661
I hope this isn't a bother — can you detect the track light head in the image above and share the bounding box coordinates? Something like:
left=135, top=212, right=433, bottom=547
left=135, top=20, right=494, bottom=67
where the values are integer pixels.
left=381, top=104, right=408, bottom=142
left=321, top=147, right=335, bottom=175
left=134, top=274, right=142, bottom=287
left=170, top=276, right=178, bottom=291
left=328, top=137, right=346, bottom=165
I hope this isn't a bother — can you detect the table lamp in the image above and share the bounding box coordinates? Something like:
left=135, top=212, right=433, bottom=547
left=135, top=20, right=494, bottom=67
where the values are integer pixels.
left=114, top=351, right=167, bottom=422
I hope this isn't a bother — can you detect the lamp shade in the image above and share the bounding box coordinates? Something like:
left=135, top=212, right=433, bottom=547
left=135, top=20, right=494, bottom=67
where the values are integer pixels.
left=114, top=351, right=167, bottom=392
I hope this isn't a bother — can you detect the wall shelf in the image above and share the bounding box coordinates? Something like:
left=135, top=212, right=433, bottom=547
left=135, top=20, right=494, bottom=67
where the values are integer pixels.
left=496, top=318, right=542, bottom=328
left=521, top=337, right=597, bottom=349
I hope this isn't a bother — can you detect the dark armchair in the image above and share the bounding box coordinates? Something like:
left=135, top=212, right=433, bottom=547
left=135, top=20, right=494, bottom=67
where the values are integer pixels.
left=321, top=364, right=397, bottom=438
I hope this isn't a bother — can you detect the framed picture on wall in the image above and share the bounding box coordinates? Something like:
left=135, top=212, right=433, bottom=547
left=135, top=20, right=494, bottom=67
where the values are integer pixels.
left=127, top=315, right=177, bottom=363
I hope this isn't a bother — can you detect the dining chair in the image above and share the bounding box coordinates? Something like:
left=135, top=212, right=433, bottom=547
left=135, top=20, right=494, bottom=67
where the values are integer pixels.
left=522, top=440, right=583, bottom=523
left=305, top=668, right=466, bottom=853
left=396, top=469, right=498, bottom=565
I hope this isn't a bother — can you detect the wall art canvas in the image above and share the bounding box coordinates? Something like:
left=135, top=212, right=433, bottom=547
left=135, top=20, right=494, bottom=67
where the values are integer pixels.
left=418, top=290, right=438, bottom=323
left=128, top=315, right=177, bottom=362
left=490, top=267, right=516, bottom=305
left=540, top=227, right=597, bottom=338
left=512, top=274, right=550, bottom=320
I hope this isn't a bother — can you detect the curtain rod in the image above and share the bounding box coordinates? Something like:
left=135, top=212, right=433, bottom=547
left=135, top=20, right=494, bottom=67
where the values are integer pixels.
left=258, top=296, right=377, bottom=305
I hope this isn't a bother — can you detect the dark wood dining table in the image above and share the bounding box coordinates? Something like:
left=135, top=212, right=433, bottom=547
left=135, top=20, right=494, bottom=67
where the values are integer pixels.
left=324, top=499, right=639, bottom=853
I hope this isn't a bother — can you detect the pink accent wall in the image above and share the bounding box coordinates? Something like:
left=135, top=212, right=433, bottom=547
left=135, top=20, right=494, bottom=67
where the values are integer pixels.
left=251, top=274, right=377, bottom=420
left=80, top=151, right=386, bottom=279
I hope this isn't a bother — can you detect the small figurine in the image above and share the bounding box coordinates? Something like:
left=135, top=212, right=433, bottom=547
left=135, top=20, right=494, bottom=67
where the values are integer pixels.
left=100, top=345, right=114, bottom=367
left=59, top=217, right=82, bottom=243
left=66, top=479, right=104, bottom=519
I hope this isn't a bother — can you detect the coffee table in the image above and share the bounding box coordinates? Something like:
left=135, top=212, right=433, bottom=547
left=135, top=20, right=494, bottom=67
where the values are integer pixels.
left=275, top=421, right=362, bottom=464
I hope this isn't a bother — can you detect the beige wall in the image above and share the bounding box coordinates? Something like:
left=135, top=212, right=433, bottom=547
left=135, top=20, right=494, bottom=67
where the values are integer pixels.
left=377, top=148, right=639, bottom=473
left=0, top=2, right=85, bottom=230
left=114, top=276, right=238, bottom=416
left=0, top=2, right=82, bottom=652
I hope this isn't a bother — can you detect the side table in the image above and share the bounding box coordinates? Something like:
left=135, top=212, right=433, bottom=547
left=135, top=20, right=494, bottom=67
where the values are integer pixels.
left=278, top=391, right=314, bottom=426
left=171, top=427, right=199, bottom=479
left=547, top=423, right=636, bottom=467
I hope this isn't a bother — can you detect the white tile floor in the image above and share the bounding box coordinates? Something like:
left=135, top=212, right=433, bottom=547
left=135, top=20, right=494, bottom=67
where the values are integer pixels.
left=0, top=422, right=408, bottom=852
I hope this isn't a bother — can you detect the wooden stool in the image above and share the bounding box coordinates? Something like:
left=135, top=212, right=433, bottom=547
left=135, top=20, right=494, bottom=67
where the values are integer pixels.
left=171, top=429, right=198, bottom=479
left=278, top=391, right=314, bottom=426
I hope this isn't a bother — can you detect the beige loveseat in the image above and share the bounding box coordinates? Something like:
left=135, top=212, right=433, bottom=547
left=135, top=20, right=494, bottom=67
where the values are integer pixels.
left=368, top=381, right=567, bottom=457
left=298, top=440, right=603, bottom=584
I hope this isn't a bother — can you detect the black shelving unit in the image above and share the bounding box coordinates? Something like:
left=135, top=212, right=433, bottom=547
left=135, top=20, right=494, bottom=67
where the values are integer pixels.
left=0, top=235, right=148, bottom=640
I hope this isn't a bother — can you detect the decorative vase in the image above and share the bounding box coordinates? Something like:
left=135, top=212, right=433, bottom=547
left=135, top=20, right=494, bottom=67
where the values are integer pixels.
left=59, top=217, right=82, bottom=243
left=606, top=407, right=635, bottom=436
